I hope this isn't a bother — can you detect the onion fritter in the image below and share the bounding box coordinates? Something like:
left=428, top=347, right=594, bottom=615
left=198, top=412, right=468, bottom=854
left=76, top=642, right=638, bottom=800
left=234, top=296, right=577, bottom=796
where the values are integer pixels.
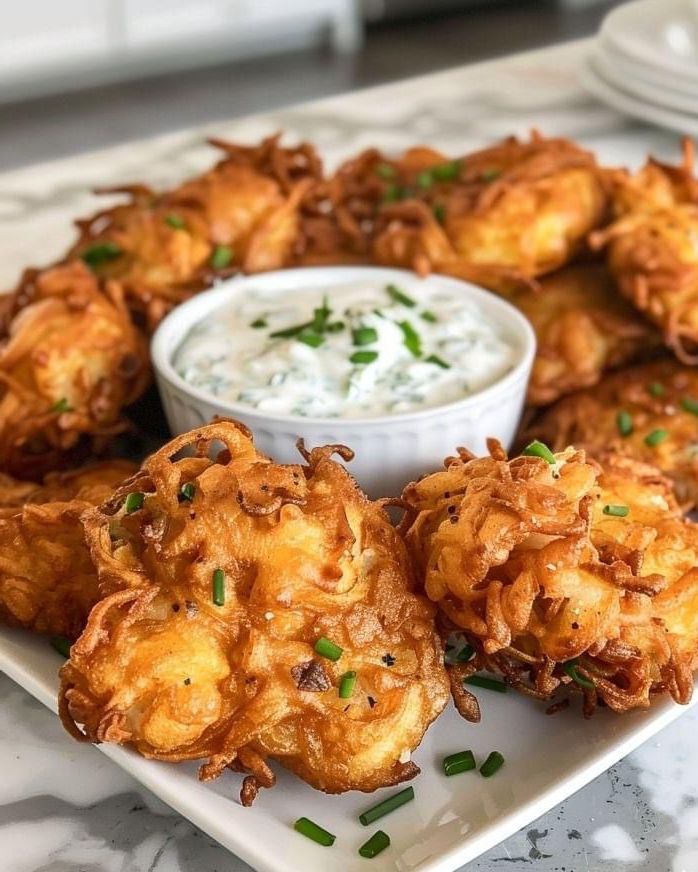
left=401, top=440, right=698, bottom=716
left=0, top=459, right=136, bottom=637
left=0, top=262, right=149, bottom=478
left=590, top=140, right=698, bottom=362
left=511, top=264, right=659, bottom=405
left=59, top=420, right=448, bottom=803
left=527, top=358, right=698, bottom=509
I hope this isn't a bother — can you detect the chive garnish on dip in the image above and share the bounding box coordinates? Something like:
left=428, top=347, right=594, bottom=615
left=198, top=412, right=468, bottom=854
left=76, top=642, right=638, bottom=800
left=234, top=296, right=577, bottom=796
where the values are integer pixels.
left=398, top=321, right=422, bottom=357
left=250, top=317, right=267, bottom=329
left=480, top=751, right=505, bottom=778
left=603, top=504, right=629, bottom=517
left=359, top=786, right=415, bottom=825
left=386, top=284, right=416, bottom=308
left=212, top=569, right=225, bottom=606
left=352, top=326, right=378, bottom=346
left=522, top=440, right=556, bottom=464
left=443, top=750, right=476, bottom=776
left=616, top=410, right=633, bottom=437
left=314, top=636, right=343, bottom=661
left=350, top=350, right=379, bottom=365
left=426, top=354, right=450, bottom=369
left=645, top=428, right=668, bottom=447
left=124, top=492, right=144, bottom=513
left=339, top=671, right=357, bottom=699
left=421, top=310, right=438, bottom=323
left=463, top=675, right=507, bottom=693
left=294, top=817, right=336, bottom=846
left=297, top=330, right=324, bottom=348
left=359, top=830, right=390, bottom=858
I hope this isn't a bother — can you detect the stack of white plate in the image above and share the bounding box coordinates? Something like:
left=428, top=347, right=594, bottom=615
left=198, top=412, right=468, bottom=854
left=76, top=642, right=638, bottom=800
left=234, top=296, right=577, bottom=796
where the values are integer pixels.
left=582, top=0, right=698, bottom=135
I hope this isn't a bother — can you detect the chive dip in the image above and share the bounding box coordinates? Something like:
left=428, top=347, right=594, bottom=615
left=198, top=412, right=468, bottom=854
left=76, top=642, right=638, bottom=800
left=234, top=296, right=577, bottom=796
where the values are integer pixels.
left=173, top=279, right=518, bottom=419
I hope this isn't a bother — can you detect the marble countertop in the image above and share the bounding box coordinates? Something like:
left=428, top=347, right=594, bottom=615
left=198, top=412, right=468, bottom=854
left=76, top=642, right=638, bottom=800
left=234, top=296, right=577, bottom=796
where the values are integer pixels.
left=0, top=37, right=695, bottom=872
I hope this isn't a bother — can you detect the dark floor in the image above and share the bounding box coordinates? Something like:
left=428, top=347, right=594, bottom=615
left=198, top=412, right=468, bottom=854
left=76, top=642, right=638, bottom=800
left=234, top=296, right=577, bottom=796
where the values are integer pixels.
left=0, top=1, right=621, bottom=171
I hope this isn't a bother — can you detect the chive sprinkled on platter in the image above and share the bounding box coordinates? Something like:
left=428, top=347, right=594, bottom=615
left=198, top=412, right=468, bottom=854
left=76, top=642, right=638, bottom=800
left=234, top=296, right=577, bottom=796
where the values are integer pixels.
left=82, top=241, right=122, bottom=267
left=124, top=492, right=144, bottom=513
left=480, top=751, right=505, bottom=778
left=353, top=326, right=378, bottom=346
left=375, top=163, right=396, bottom=179
left=165, top=214, right=186, bottom=229
left=481, top=168, right=501, bottom=182
left=359, top=786, right=414, bottom=826
left=563, top=660, right=595, bottom=690
left=522, top=440, right=556, bottom=464
left=433, top=203, right=446, bottom=223
left=178, top=482, right=196, bottom=502
left=616, top=410, right=633, bottom=437
left=648, top=381, right=664, bottom=397
left=350, top=350, right=379, bottom=365
left=432, top=160, right=461, bottom=181
left=681, top=396, right=698, bottom=416
left=398, top=321, right=422, bottom=357
left=51, top=398, right=72, bottom=413
left=463, top=675, right=507, bottom=693
left=212, top=568, right=225, bottom=606
left=314, top=636, right=343, bottom=661
left=383, top=183, right=403, bottom=202
left=294, top=817, right=335, bottom=846
left=644, top=428, right=668, bottom=447
left=417, top=170, right=433, bottom=188
left=386, top=284, right=416, bottom=308
left=359, top=830, right=390, bottom=858
left=426, top=354, right=450, bottom=369
left=51, top=636, right=72, bottom=658
left=210, top=244, right=233, bottom=269
left=339, top=671, right=357, bottom=699
left=603, top=504, right=629, bottom=517
left=443, top=750, right=476, bottom=776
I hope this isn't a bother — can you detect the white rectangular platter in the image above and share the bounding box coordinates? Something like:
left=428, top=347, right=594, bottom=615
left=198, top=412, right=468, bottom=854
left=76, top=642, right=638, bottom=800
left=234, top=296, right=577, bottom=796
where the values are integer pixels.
left=1, top=624, right=693, bottom=872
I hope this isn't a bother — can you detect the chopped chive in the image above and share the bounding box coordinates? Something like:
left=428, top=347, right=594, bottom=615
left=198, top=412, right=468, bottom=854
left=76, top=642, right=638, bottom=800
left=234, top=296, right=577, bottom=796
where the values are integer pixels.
left=616, top=410, right=633, bottom=437
left=165, top=214, right=186, bottom=229
left=352, top=326, right=378, bottom=346
left=433, top=203, right=446, bottom=224
left=294, top=817, right=335, bottom=847
left=359, top=830, right=390, bottom=858
left=481, top=168, right=501, bottom=182
left=51, top=397, right=72, bottom=413
left=351, top=350, right=379, bottom=365
left=375, top=163, right=396, bottom=180
left=81, top=241, right=122, bottom=267
left=297, top=330, right=324, bottom=348
left=270, top=322, right=308, bottom=339
left=432, top=160, right=461, bottom=181
left=314, top=636, right=343, bottom=661
left=373, top=309, right=385, bottom=318
left=178, top=482, right=196, bottom=502
left=124, top=492, right=144, bottom=513
left=522, top=440, right=556, bottom=464
left=250, top=317, right=267, bottom=329
left=51, top=636, right=71, bottom=658
left=420, top=310, right=438, bottom=323
left=383, top=183, right=403, bottom=202
left=681, top=396, right=698, bottom=416
left=417, top=169, right=433, bottom=188
left=359, top=786, right=414, bottom=826
left=644, top=428, right=668, bottom=447
left=310, top=296, right=332, bottom=333
left=339, top=670, right=357, bottom=699
left=463, top=675, right=507, bottom=693
left=212, top=568, right=225, bottom=606
left=210, top=244, right=233, bottom=269
left=480, top=751, right=505, bottom=778
left=563, top=659, right=595, bottom=690
left=443, top=750, right=476, bottom=776
left=648, top=381, right=665, bottom=397
left=327, top=321, right=345, bottom=333
left=398, top=321, right=422, bottom=357
left=425, top=353, right=450, bottom=369
left=456, top=644, right=474, bottom=662
left=603, top=504, right=629, bottom=517
left=386, top=284, right=416, bottom=308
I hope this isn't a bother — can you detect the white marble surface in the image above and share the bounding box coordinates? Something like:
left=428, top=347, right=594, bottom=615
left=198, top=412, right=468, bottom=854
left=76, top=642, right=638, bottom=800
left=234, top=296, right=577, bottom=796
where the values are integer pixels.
left=0, top=37, right=696, bottom=872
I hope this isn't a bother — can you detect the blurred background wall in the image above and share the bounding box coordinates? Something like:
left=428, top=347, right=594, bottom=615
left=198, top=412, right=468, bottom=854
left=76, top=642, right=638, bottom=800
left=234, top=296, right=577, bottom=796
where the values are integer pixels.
left=0, top=0, right=624, bottom=169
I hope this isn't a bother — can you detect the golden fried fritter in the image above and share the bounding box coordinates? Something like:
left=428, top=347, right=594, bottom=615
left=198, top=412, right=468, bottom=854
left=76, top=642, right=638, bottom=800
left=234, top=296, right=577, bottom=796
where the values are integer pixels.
left=528, top=358, right=698, bottom=509
left=0, top=262, right=149, bottom=478
left=401, top=440, right=698, bottom=716
left=590, top=140, right=698, bottom=362
left=59, top=420, right=448, bottom=803
left=511, top=264, right=659, bottom=405
left=69, top=135, right=322, bottom=330
left=0, top=459, right=136, bottom=637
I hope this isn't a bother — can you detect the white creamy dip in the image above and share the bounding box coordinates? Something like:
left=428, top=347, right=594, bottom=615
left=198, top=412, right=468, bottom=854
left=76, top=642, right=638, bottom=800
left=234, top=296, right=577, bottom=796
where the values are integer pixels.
left=173, top=279, right=518, bottom=419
